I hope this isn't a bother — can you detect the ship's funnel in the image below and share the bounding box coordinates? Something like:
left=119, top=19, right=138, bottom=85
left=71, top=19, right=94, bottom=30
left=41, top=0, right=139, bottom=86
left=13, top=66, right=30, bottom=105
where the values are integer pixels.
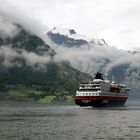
left=95, top=72, right=104, bottom=80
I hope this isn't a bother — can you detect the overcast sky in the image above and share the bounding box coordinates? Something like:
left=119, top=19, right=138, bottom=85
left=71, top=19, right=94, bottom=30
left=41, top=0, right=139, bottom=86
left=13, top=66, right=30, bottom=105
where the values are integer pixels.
left=1, top=0, right=140, bottom=50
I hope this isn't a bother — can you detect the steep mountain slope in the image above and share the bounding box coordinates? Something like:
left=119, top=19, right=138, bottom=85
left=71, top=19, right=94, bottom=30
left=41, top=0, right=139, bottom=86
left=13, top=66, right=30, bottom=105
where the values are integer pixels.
left=1, top=26, right=54, bottom=54
left=0, top=25, right=91, bottom=98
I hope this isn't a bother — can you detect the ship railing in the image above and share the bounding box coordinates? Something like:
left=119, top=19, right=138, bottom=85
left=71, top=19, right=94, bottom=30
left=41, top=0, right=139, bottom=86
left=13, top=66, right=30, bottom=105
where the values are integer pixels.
left=80, top=84, right=89, bottom=87
left=80, top=83, right=100, bottom=86
left=79, top=87, right=100, bottom=89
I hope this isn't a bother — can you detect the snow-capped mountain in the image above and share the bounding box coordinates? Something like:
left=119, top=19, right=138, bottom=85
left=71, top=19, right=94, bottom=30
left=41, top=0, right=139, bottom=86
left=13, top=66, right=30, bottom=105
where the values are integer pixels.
left=46, top=27, right=109, bottom=48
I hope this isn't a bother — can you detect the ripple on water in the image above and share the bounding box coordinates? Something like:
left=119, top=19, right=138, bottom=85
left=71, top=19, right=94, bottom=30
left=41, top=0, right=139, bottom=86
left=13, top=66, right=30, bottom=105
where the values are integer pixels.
left=0, top=102, right=140, bottom=140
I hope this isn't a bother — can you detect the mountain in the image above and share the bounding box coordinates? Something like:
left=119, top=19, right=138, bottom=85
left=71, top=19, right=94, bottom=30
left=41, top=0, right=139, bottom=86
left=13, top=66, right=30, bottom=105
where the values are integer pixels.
left=0, top=24, right=91, bottom=100
left=1, top=21, right=139, bottom=101
left=46, top=27, right=109, bottom=48
left=46, top=27, right=140, bottom=96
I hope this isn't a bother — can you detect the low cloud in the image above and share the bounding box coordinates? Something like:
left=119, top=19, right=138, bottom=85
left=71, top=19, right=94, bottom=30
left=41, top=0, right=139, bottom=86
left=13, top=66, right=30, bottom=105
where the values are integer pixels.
left=125, top=67, right=140, bottom=90
left=0, top=16, right=20, bottom=39
left=0, top=46, right=52, bottom=71
left=48, top=41, right=140, bottom=90
left=0, top=1, right=139, bottom=91
left=0, top=2, right=49, bottom=39
left=52, top=44, right=131, bottom=74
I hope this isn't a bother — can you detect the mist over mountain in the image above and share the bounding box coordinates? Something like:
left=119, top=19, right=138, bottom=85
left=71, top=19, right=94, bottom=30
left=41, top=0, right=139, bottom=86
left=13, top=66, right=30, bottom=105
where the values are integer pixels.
left=45, top=27, right=140, bottom=93
left=0, top=9, right=140, bottom=98
left=0, top=16, right=91, bottom=97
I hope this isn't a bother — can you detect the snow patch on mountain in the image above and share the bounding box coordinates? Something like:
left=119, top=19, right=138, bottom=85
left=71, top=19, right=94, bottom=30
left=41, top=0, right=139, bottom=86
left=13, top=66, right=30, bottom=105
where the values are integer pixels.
left=46, top=27, right=109, bottom=48
left=50, top=27, right=91, bottom=41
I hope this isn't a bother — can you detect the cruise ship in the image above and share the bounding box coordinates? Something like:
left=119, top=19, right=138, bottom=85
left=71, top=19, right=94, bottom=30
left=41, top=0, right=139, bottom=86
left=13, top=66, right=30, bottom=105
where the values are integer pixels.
left=75, top=73, right=130, bottom=107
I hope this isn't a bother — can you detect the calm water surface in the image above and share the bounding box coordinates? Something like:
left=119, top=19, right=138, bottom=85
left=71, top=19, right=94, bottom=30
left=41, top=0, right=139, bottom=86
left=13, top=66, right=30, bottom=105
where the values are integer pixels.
left=0, top=101, right=140, bottom=140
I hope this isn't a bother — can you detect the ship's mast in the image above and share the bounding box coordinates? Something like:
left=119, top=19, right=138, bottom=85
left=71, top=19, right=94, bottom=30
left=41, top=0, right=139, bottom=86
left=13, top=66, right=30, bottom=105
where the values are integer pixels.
left=105, top=74, right=110, bottom=83
left=111, top=75, right=115, bottom=83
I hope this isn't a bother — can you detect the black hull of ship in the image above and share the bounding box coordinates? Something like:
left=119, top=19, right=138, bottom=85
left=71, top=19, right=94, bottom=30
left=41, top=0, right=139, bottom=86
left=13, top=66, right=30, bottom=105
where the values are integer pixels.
left=75, top=96, right=127, bottom=107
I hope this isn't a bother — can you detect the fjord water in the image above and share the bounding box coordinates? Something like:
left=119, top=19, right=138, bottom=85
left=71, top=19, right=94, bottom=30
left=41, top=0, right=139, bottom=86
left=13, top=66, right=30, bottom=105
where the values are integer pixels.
left=0, top=100, right=140, bottom=140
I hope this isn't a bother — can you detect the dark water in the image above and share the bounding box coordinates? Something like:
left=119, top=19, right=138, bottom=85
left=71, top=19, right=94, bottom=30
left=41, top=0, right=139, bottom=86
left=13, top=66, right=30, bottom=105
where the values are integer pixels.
left=0, top=101, right=140, bottom=140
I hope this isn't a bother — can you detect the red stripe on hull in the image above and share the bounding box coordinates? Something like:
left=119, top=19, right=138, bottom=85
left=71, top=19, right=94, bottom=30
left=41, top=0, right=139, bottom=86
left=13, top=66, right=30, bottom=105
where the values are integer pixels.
left=75, top=96, right=128, bottom=107
left=75, top=96, right=128, bottom=101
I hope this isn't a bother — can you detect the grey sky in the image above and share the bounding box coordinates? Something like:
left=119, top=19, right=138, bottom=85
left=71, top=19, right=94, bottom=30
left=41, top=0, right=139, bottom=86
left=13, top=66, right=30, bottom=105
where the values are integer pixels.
left=1, top=0, right=140, bottom=50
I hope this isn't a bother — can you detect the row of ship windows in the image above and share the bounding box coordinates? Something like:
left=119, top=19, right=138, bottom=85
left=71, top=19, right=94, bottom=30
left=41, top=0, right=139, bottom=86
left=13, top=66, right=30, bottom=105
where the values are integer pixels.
left=77, top=93, right=100, bottom=96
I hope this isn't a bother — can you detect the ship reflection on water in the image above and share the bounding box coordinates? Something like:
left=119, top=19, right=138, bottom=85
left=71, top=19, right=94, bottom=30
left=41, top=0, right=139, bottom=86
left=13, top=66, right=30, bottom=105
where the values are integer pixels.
left=0, top=100, right=140, bottom=140
left=83, top=104, right=140, bottom=111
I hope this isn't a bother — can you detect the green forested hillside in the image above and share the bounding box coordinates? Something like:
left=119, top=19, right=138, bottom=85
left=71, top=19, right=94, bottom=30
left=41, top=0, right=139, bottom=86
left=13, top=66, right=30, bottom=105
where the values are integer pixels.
left=0, top=26, right=91, bottom=101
